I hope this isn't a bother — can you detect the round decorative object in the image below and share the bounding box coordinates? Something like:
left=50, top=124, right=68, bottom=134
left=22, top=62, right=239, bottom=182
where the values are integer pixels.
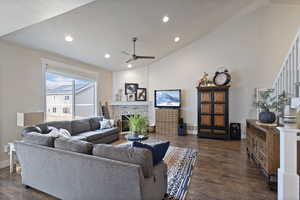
left=258, top=111, right=276, bottom=123
left=213, top=69, right=231, bottom=86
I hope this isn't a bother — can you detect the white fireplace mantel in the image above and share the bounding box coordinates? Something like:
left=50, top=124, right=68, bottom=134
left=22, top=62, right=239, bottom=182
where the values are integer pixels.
left=110, top=101, right=151, bottom=106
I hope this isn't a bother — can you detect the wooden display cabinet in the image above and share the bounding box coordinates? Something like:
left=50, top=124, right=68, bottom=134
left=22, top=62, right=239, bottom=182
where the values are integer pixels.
left=197, top=86, right=230, bottom=139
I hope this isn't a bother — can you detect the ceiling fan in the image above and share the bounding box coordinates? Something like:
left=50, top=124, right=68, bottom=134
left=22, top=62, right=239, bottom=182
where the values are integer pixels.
left=122, top=37, right=155, bottom=63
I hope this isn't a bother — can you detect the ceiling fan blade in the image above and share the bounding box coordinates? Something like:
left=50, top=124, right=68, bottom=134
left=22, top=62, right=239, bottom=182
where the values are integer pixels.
left=135, top=55, right=155, bottom=59
left=121, top=51, right=131, bottom=56
left=126, top=58, right=135, bottom=63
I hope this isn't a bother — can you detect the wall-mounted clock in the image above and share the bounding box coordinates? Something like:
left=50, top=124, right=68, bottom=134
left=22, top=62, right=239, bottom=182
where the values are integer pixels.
left=213, top=69, right=231, bottom=86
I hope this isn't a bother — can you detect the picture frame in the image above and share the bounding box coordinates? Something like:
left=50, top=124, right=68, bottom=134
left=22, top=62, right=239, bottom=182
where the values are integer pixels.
left=127, top=93, right=136, bottom=101
left=136, top=88, right=147, bottom=101
left=125, top=83, right=138, bottom=95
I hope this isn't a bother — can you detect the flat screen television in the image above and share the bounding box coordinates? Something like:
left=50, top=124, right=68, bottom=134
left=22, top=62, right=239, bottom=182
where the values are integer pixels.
left=154, top=89, right=181, bottom=108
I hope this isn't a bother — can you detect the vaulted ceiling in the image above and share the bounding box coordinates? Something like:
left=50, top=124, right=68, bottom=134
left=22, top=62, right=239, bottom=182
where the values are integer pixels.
left=2, top=0, right=255, bottom=71
left=0, top=0, right=95, bottom=37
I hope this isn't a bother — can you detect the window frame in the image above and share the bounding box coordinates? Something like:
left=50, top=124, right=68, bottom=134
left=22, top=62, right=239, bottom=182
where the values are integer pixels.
left=42, top=60, right=98, bottom=122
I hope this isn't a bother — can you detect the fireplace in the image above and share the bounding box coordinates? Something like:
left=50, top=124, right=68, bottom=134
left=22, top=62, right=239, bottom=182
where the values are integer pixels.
left=110, top=102, right=149, bottom=132
left=121, top=114, right=134, bottom=132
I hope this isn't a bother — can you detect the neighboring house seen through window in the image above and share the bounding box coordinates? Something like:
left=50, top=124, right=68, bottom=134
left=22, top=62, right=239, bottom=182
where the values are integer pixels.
left=45, top=71, right=96, bottom=122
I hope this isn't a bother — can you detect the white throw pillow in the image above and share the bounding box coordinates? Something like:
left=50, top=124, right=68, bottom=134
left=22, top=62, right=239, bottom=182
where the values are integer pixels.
left=109, top=119, right=115, bottom=127
left=47, top=127, right=71, bottom=138
left=100, top=119, right=112, bottom=129
left=59, top=128, right=71, bottom=138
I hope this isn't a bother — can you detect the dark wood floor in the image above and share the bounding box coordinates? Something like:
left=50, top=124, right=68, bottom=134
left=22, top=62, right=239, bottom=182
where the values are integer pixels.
left=0, top=134, right=276, bottom=200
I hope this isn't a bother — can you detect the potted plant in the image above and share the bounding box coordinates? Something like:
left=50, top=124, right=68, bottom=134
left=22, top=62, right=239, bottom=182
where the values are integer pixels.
left=254, top=89, right=278, bottom=123
left=128, top=115, right=149, bottom=136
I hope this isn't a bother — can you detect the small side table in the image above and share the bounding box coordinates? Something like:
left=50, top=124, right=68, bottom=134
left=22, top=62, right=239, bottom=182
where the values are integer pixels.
left=8, top=143, right=16, bottom=174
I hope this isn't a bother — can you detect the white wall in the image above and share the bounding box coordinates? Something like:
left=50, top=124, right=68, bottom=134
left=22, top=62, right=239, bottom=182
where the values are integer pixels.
left=112, top=3, right=300, bottom=137
left=0, top=40, right=112, bottom=163
left=112, top=67, right=148, bottom=101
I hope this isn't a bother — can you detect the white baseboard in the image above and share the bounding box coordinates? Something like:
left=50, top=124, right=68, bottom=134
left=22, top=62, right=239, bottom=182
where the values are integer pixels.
left=187, top=130, right=197, bottom=135
left=0, top=160, right=9, bottom=169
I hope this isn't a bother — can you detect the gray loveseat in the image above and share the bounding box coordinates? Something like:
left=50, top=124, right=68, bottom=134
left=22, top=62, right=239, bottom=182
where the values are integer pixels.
left=15, top=137, right=168, bottom=200
left=21, top=116, right=120, bottom=144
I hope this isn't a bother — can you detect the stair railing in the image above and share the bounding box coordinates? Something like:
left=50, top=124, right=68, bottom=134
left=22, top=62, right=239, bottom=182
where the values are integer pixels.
left=272, top=29, right=300, bottom=98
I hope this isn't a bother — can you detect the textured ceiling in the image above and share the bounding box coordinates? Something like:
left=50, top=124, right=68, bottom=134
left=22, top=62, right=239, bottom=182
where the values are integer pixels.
left=2, top=0, right=254, bottom=71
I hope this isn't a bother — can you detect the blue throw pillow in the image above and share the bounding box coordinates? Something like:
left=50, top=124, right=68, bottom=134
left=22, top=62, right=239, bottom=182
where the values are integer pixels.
left=133, top=141, right=170, bottom=165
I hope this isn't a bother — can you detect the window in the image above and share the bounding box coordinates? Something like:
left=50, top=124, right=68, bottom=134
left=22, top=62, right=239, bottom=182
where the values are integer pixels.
left=63, top=107, right=70, bottom=114
left=45, top=72, right=96, bottom=121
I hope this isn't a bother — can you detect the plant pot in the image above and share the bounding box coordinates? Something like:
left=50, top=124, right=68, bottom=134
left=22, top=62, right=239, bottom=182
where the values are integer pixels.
left=259, top=111, right=276, bottom=124
left=131, top=131, right=140, bottom=137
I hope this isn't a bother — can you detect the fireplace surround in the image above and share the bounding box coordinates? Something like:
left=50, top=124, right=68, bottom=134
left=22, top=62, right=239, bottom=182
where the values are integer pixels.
left=110, top=101, right=150, bottom=132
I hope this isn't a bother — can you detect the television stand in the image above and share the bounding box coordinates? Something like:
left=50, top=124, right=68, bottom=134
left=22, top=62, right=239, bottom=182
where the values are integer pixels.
left=155, top=108, right=180, bottom=136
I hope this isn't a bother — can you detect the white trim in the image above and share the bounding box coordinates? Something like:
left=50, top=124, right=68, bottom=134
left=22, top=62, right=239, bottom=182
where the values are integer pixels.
left=42, top=63, right=47, bottom=121
left=41, top=58, right=98, bottom=81
left=72, top=79, right=76, bottom=119
left=110, top=101, right=150, bottom=106
left=0, top=160, right=9, bottom=169
left=187, top=129, right=197, bottom=135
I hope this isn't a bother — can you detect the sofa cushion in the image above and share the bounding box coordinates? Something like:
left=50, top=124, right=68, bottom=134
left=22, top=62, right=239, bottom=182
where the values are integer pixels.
left=23, top=132, right=56, bottom=147
left=71, top=119, right=91, bottom=135
left=89, top=116, right=104, bottom=131
left=133, top=141, right=170, bottom=165
left=71, top=134, right=88, bottom=141
left=55, top=137, right=93, bottom=154
left=77, top=127, right=119, bottom=142
left=46, top=121, right=72, bottom=135
left=21, top=126, right=42, bottom=137
left=93, top=144, right=153, bottom=178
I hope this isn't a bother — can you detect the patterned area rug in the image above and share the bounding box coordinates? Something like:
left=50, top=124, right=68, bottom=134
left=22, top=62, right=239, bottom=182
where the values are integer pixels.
left=164, top=146, right=198, bottom=200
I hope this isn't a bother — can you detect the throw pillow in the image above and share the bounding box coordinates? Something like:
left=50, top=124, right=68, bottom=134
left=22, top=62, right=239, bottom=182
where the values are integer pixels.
left=47, top=127, right=71, bottom=138
left=21, top=126, right=42, bottom=137
left=100, top=119, right=112, bottom=129
left=132, top=141, right=170, bottom=165
left=55, top=137, right=93, bottom=154
left=109, top=119, right=115, bottom=127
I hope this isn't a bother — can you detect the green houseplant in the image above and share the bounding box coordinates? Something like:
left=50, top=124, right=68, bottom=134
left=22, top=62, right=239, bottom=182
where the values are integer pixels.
left=128, top=115, right=149, bottom=136
left=254, top=89, right=289, bottom=123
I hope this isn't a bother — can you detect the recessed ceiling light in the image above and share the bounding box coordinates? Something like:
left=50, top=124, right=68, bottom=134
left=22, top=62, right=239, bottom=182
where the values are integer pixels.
left=104, top=53, right=111, bottom=59
left=162, top=16, right=169, bottom=23
left=65, top=35, right=73, bottom=42
left=128, top=64, right=132, bottom=68
left=174, top=36, right=180, bottom=42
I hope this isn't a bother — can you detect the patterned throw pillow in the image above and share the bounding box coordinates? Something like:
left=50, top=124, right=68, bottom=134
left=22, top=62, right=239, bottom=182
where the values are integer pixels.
left=100, top=119, right=113, bottom=129
left=47, top=126, right=71, bottom=138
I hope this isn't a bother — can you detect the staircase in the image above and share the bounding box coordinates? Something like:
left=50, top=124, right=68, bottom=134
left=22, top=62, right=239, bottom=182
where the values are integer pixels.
left=273, top=29, right=300, bottom=98
left=272, top=29, right=300, bottom=200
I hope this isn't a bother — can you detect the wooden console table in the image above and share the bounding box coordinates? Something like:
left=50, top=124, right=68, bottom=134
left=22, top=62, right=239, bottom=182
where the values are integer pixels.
left=246, top=119, right=280, bottom=189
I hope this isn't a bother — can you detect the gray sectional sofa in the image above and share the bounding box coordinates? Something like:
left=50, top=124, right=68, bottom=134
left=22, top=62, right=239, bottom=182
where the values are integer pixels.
left=21, top=116, right=120, bottom=144
left=15, top=136, right=168, bottom=200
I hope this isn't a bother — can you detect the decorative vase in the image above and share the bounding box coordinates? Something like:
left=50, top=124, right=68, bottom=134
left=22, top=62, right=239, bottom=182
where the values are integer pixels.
left=132, top=131, right=139, bottom=137
left=258, top=111, right=276, bottom=124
